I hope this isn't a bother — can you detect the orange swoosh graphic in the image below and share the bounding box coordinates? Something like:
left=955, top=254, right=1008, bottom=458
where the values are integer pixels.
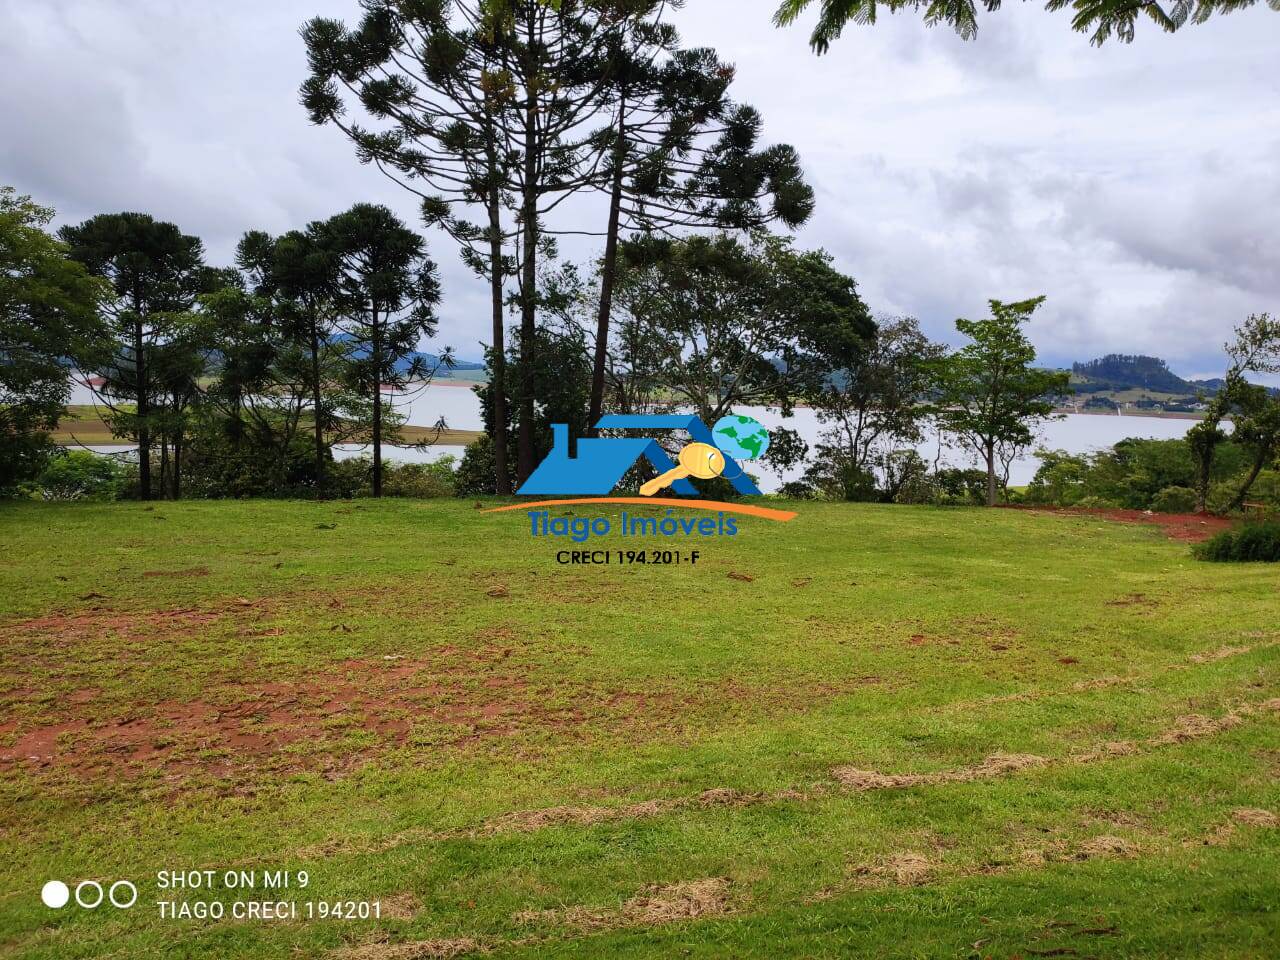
left=482, top=498, right=796, bottom=522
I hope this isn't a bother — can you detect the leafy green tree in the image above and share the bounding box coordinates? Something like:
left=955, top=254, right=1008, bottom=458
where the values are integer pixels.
left=302, top=0, right=621, bottom=485
left=1187, top=313, right=1280, bottom=512
left=321, top=203, right=448, bottom=498
left=1225, top=384, right=1280, bottom=512
left=1024, top=448, right=1090, bottom=505
left=227, top=227, right=355, bottom=496
left=610, top=232, right=874, bottom=424
left=201, top=260, right=315, bottom=497
left=809, top=315, right=942, bottom=476
left=151, top=310, right=212, bottom=499
left=60, top=212, right=212, bottom=500
left=930, top=297, right=1069, bottom=506
left=1192, top=313, right=1280, bottom=512
left=0, top=187, right=109, bottom=494
left=302, top=1, right=523, bottom=493
left=774, top=0, right=1276, bottom=49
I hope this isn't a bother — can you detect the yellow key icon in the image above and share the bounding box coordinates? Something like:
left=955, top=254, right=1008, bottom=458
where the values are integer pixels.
left=639, top=442, right=726, bottom=497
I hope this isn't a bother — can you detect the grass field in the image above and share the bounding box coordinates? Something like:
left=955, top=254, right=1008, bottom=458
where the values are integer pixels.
left=0, top=499, right=1277, bottom=958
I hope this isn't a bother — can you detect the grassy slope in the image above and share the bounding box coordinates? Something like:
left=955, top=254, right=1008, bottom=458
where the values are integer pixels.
left=0, top=500, right=1276, bottom=958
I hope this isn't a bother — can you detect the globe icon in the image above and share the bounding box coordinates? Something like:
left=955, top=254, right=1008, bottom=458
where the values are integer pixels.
left=712, top=414, right=770, bottom=461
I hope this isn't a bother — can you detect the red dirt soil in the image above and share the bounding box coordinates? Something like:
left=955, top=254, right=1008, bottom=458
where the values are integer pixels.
left=1000, top=505, right=1235, bottom=542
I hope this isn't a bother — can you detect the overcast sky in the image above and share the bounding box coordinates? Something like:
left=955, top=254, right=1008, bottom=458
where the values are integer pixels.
left=3, top=0, right=1278, bottom=377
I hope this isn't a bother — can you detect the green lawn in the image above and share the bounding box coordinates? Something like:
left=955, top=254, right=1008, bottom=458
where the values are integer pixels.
left=0, top=499, right=1276, bottom=959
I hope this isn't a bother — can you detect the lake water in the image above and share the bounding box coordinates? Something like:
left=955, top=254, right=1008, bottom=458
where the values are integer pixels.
left=343, top=384, right=1202, bottom=489
left=71, top=380, right=1202, bottom=490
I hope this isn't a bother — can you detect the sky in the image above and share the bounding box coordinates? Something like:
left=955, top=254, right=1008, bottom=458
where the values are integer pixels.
left=3, top=0, right=1278, bottom=378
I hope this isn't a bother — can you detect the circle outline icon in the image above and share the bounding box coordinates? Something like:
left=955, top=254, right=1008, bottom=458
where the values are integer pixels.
left=75, top=880, right=104, bottom=909
left=108, top=880, right=138, bottom=909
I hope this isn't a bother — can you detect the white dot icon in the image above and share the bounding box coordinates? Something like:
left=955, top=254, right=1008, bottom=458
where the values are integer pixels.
left=41, top=880, right=70, bottom=909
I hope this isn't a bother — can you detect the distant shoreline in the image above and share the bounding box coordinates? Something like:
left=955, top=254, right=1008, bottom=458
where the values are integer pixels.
left=401, top=380, right=1213, bottom=419
left=1051, top=407, right=1205, bottom=421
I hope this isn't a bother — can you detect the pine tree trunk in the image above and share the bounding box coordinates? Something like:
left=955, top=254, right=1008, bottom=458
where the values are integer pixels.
left=488, top=188, right=512, bottom=495
left=588, top=97, right=626, bottom=437
left=371, top=299, right=383, bottom=498
left=134, top=311, right=151, bottom=501
left=172, top=433, right=182, bottom=500
left=159, top=438, right=169, bottom=502
left=517, top=82, right=538, bottom=485
left=309, top=319, right=327, bottom=499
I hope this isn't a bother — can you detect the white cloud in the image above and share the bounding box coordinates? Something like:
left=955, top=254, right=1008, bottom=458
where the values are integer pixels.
left=3, top=0, right=1278, bottom=374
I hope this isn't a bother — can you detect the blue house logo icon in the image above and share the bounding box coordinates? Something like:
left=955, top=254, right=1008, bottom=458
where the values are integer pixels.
left=517, top=415, right=762, bottom=497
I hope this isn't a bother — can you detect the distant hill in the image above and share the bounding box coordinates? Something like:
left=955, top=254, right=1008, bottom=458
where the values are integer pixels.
left=332, top=334, right=485, bottom=375
left=1068, top=353, right=1279, bottom=405
left=1071, top=355, right=1193, bottom=394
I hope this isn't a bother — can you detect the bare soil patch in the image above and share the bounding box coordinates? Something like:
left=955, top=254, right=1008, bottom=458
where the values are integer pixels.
left=515, top=877, right=730, bottom=930
left=0, top=601, right=884, bottom=787
left=832, top=752, right=1048, bottom=791
left=331, top=939, right=480, bottom=960
left=1000, top=505, right=1234, bottom=543
left=1230, top=808, right=1278, bottom=828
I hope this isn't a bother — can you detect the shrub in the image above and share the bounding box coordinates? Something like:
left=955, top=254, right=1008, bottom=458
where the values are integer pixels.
left=802, top=456, right=878, bottom=502
left=180, top=417, right=330, bottom=499
left=454, top=435, right=507, bottom=496
left=34, top=450, right=125, bottom=501
left=1025, top=449, right=1089, bottom=505
left=1074, top=495, right=1120, bottom=510
left=1, top=431, right=58, bottom=498
left=327, top=457, right=371, bottom=499
left=881, top=449, right=930, bottom=504
left=893, top=476, right=937, bottom=505
left=1150, top=485, right=1197, bottom=514
left=383, top=458, right=457, bottom=498
left=933, top=468, right=988, bottom=506
left=777, top=480, right=816, bottom=500
left=1194, top=520, right=1280, bottom=563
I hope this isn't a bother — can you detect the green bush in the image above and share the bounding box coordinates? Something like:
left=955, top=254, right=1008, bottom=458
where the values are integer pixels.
left=33, top=450, right=125, bottom=501
left=455, top=435, right=507, bottom=496
left=690, top=472, right=751, bottom=501
left=1194, top=520, right=1280, bottom=563
left=180, top=416, right=331, bottom=499
left=327, top=457, right=371, bottom=499
left=1074, top=495, right=1120, bottom=510
left=777, top=480, right=817, bottom=500
left=802, top=456, right=878, bottom=502
left=1, top=432, right=58, bottom=498
left=1208, top=470, right=1280, bottom=515
left=933, top=468, right=988, bottom=506
left=1150, top=485, right=1197, bottom=514
left=1025, top=449, right=1089, bottom=505
left=383, top=458, right=457, bottom=498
